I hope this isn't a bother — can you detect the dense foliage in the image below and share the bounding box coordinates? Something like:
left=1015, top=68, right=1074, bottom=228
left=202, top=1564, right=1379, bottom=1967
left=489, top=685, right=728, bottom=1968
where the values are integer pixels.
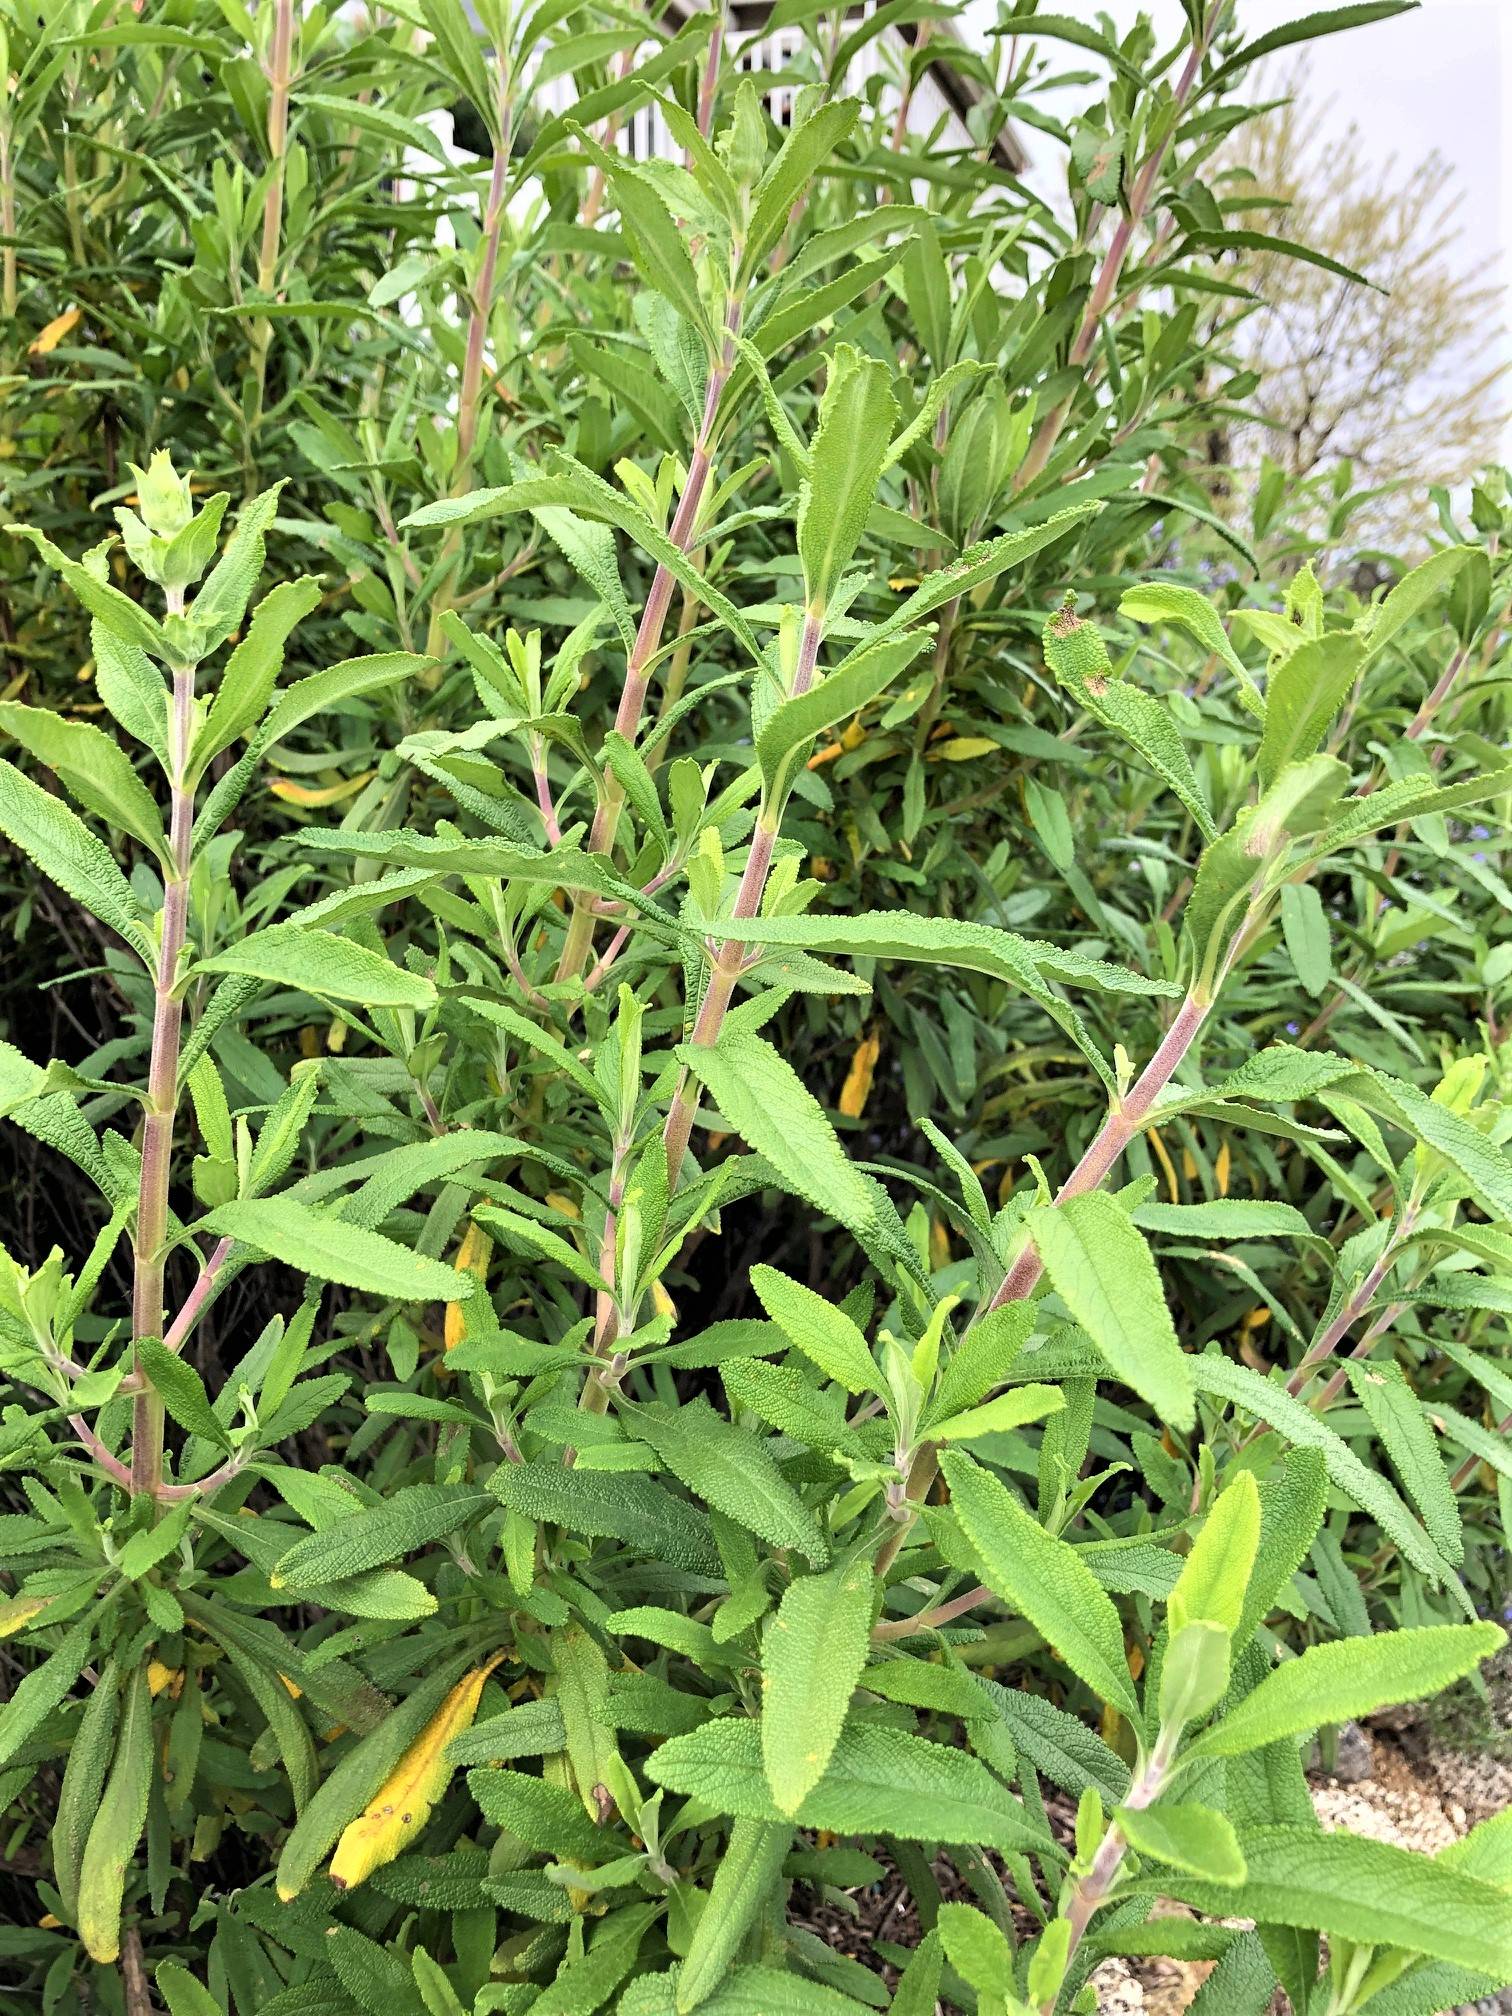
left=0, top=2, right=1509, bottom=2013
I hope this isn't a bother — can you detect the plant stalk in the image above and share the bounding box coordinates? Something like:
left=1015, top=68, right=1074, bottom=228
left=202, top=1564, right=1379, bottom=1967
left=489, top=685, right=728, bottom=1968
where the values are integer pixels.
left=1037, top=1730, right=1177, bottom=2013
left=555, top=288, right=745, bottom=983
left=248, top=0, right=295, bottom=453
left=986, top=991, right=1210, bottom=1311
left=425, top=80, right=514, bottom=664
left=1013, top=2, right=1228, bottom=495
left=130, top=647, right=197, bottom=1498
left=661, top=607, right=824, bottom=1183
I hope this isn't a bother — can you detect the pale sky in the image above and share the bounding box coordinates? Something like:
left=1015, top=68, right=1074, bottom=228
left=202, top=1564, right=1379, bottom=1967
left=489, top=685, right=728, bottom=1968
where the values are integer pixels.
left=961, top=0, right=1512, bottom=453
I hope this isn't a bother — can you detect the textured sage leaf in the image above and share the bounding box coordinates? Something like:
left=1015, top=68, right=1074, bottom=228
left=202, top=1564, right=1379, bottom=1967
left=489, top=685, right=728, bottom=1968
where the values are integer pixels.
left=646, top=1717, right=1052, bottom=1854
left=939, top=1451, right=1141, bottom=1719
left=761, top=1558, right=874, bottom=1815
left=270, top=1484, right=491, bottom=1589
left=204, top=1196, right=466, bottom=1302
left=632, top=1397, right=829, bottom=1566
left=1031, top=1191, right=1195, bottom=1430
left=1193, top=1623, right=1503, bottom=1758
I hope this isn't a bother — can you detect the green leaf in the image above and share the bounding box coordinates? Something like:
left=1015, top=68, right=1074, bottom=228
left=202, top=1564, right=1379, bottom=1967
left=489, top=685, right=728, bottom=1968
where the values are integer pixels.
left=0, top=701, right=164, bottom=854
left=842, top=507, right=1100, bottom=658
left=192, top=482, right=283, bottom=651
left=489, top=1462, right=719, bottom=1575
left=270, top=1483, right=490, bottom=1588
left=705, top=910, right=1177, bottom=998
left=678, top=1031, right=877, bottom=1243
left=54, top=1660, right=120, bottom=1919
left=742, top=100, right=860, bottom=275
left=7, top=523, right=167, bottom=657
left=203, top=1196, right=468, bottom=1303
left=797, top=347, right=899, bottom=611
left=1344, top=1360, right=1462, bottom=1566
left=136, top=1338, right=231, bottom=1453
left=1118, top=1802, right=1246, bottom=1885
left=750, top=1264, right=876, bottom=1394
left=197, top=578, right=323, bottom=768
left=624, top=1965, right=877, bottom=2016
left=0, top=1618, right=94, bottom=1768
left=1257, top=633, right=1364, bottom=786
left=0, top=758, right=148, bottom=956
left=929, top=1384, right=1065, bottom=1444
left=1192, top=1624, right=1503, bottom=1758
left=1041, top=608, right=1216, bottom=838
left=1307, top=761, right=1512, bottom=862
left=1163, top=1822, right=1512, bottom=1977
left=1208, top=4, right=1420, bottom=89
left=756, top=633, right=924, bottom=802
left=466, top=1764, right=614, bottom=1863
left=676, top=1820, right=795, bottom=2012
left=1118, top=581, right=1260, bottom=706
left=1280, top=882, right=1331, bottom=997
left=196, top=924, right=436, bottom=1009
left=632, top=1397, right=829, bottom=1565
left=155, top=1963, right=224, bottom=2016
left=1192, top=1355, right=1448, bottom=1580
left=938, top=1451, right=1140, bottom=1718
left=575, top=133, right=711, bottom=345
left=645, top=1717, right=1051, bottom=1854
left=1238, top=1449, right=1328, bottom=1646
left=1169, top=1472, right=1260, bottom=1638
left=1184, top=756, right=1349, bottom=971
left=263, top=652, right=431, bottom=746
left=77, top=1664, right=154, bottom=1962
left=1335, top=1067, right=1512, bottom=1223
left=1031, top=1191, right=1195, bottom=1431
left=1188, top=228, right=1381, bottom=291
left=761, top=1559, right=874, bottom=1815
left=1360, top=544, right=1475, bottom=660
left=938, top=1902, right=1013, bottom=1995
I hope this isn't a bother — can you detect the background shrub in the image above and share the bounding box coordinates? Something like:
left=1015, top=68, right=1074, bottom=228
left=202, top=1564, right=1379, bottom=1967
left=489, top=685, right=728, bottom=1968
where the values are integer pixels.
left=0, top=3, right=1509, bottom=2013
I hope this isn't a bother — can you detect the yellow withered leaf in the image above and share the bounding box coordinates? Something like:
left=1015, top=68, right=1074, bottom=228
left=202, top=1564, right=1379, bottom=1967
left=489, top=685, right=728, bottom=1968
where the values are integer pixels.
left=838, top=1031, right=880, bottom=1120
left=1215, top=1140, right=1231, bottom=1197
left=268, top=772, right=375, bottom=808
left=1145, top=1125, right=1181, bottom=1205
left=0, top=1595, right=51, bottom=1638
left=445, top=1221, right=493, bottom=1350
left=146, top=1660, right=183, bottom=1700
left=651, top=1278, right=678, bottom=1323
left=328, top=1656, right=502, bottom=1892
left=29, top=307, right=81, bottom=355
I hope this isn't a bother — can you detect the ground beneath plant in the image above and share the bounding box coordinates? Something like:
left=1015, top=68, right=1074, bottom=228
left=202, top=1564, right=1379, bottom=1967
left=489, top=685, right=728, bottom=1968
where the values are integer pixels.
left=797, top=1708, right=1512, bottom=2014
left=1092, top=1724, right=1512, bottom=2015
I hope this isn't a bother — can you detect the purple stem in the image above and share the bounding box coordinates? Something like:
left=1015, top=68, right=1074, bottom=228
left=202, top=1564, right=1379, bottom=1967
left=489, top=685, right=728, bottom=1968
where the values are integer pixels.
left=987, top=992, right=1210, bottom=1312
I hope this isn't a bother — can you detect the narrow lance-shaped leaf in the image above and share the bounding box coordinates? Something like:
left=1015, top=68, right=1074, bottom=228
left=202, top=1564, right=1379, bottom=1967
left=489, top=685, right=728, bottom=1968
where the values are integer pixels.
left=796, top=346, right=900, bottom=613
left=203, top=1196, right=470, bottom=1303
left=1192, top=1623, right=1503, bottom=1758
left=1031, top=1191, right=1196, bottom=1431
left=761, top=1558, right=875, bottom=1815
left=939, top=1450, right=1141, bottom=1719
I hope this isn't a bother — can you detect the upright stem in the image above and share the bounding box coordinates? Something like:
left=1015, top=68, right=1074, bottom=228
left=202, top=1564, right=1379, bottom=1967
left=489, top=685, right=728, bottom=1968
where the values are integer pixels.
left=0, top=123, right=17, bottom=327
left=987, top=991, right=1210, bottom=1312
left=1038, top=1731, right=1177, bottom=2014
left=425, top=84, right=514, bottom=664
left=1285, top=1221, right=1411, bottom=1400
left=131, top=636, right=197, bottom=1498
left=661, top=608, right=823, bottom=1184
left=1013, top=2, right=1227, bottom=495
left=248, top=0, right=295, bottom=450
left=555, top=288, right=745, bottom=982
